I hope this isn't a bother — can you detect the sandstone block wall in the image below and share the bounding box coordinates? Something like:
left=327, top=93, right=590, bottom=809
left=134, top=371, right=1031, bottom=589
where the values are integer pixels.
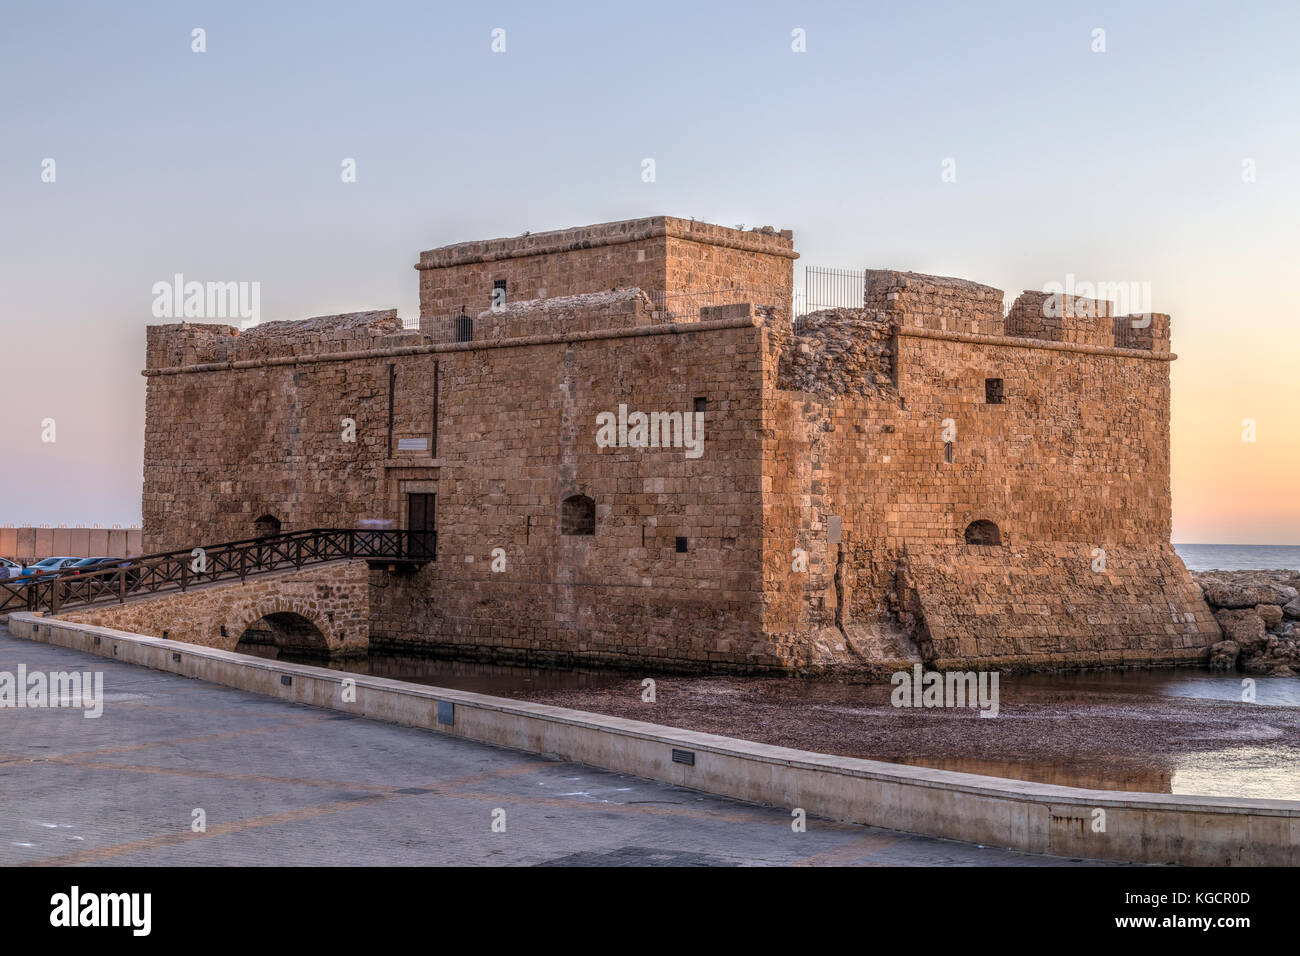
left=1115, top=312, right=1170, bottom=352
left=57, top=561, right=370, bottom=656
left=865, top=270, right=1005, bottom=335
left=370, top=321, right=776, bottom=672
left=472, top=289, right=655, bottom=341
left=1004, top=290, right=1113, bottom=346
left=762, top=306, right=1215, bottom=669
left=143, top=311, right=786, bottom=672
left=663, top=228, right=793, bottom=303
left=142, top=356, right=393, bottom=548
left=901, top=543, right=1218, bottom=669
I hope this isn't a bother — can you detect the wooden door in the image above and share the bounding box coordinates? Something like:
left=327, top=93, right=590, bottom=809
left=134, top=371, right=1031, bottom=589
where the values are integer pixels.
left=406, top=494, right=436, bottom=558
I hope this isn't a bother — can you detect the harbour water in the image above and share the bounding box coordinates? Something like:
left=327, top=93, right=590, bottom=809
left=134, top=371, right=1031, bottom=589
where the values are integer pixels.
left=295, top=654, right=1300, bottom=801
left=252, top=540, right=1300, bottom=801
left=1174, top=542, right=1300, bottom=571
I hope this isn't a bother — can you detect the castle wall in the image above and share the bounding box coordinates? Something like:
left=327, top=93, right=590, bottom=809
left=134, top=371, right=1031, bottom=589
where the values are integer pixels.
left=763, top=309, right=1217, bottom=668
left=885, top=331, right=1173, bottom=547
left=663, top=231, right=793, bottom=304
left=416, top=217, right=795, bottom=336
left=901, top=543, right=1218, bottom=669
left=417, top=231, right=663, bottom=324
left=142, top=310, right=783, bottom=672
left=472, top=289, right=655, bottom=341
left=142, top=313, right=417, bottom=550
left=866, top=270, right=1005, bottom=335
left=371, top=320, right=774, bottom=671
left=145, top=310, right=405, bottom=369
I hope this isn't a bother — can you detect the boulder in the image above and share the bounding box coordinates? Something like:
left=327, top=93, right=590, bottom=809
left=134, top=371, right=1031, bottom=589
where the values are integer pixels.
left=1207, top=640, right=1240, bottom=670
left=1256, top=604, right=1285, bottom=630
left=1284, top=597, right=1300, bottom=621
left=1201, top=581, right=1298, bottom=609
left=1214, top=609, right=1267, bottom=650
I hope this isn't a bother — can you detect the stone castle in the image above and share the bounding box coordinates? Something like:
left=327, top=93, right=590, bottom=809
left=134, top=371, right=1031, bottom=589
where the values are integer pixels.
left=136, top=215, right=1221, bottom=673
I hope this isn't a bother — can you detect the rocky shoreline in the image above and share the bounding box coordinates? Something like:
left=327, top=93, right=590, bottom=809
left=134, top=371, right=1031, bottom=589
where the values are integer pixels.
left=1192, top=570, right=1300, bottom=676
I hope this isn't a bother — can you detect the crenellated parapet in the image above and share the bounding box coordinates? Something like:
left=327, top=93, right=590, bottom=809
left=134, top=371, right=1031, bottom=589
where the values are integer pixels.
left=145, top=310, right=410, bottom=371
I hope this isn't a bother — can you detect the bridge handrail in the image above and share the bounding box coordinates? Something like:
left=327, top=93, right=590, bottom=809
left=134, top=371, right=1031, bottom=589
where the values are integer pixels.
left=0, top=527, right=435, bottom=617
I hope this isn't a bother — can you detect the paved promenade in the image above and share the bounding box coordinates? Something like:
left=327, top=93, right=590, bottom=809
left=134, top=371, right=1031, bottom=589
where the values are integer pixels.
left=0, top=627, right=1109, bottom=866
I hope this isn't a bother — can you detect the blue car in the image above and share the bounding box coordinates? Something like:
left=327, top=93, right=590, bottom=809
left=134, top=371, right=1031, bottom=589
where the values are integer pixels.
left=14, top=556, right=80, bottom=580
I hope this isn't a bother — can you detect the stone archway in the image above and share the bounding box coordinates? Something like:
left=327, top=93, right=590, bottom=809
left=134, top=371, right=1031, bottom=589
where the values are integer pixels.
left=236, top=611, right=330, bottom=661
left=48, top=562, right=370, bottom=658
left=964, top=519, right=1002, bottom=546
left=226, top=589, right=350, bottom=660
left=254, top=514, right=282, bottom=538
left=212, top=566, right=369, bottom=658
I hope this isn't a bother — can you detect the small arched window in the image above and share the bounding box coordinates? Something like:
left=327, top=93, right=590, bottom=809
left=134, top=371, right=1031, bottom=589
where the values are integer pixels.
left=254, top=514, right=282, bottom=538
left=560, top=495, right=595, bottom=536
left=964, top=519, right=1001, bottom=546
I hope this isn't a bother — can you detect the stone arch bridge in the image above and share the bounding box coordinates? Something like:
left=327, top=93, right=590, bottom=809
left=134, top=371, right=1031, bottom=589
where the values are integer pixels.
left=57, top=562, right=371, bottom=658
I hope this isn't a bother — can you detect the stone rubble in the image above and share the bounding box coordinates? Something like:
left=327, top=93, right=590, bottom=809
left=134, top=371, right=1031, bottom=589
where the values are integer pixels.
left=1194, top=570, right=1300, bottom=675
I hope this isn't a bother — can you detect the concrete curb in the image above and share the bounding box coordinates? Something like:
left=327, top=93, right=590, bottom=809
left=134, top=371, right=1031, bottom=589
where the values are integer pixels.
left=10, top=612, right=1299, bottom=866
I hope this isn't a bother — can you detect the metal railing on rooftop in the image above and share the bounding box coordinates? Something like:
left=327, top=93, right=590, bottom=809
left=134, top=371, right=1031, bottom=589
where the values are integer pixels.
left=799, top=265, right=867, bottom=315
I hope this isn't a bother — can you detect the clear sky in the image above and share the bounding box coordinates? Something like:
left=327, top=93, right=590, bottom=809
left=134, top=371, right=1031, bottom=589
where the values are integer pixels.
left=1, top=0, right=1296, bottom=543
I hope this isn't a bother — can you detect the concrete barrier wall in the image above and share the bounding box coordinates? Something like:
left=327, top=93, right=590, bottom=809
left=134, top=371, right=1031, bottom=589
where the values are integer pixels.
left=10, top=612, right=1298, bottom=866
left=0, top=528, right=142, bottom=564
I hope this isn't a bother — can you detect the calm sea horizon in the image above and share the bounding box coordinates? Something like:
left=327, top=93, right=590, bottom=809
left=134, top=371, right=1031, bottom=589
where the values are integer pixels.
left=1174, top=543, right=1300, bottom=572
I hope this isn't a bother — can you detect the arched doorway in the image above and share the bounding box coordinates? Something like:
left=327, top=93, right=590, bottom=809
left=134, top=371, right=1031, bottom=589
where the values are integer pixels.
left=964, top=519, right=1002, bottom=546
left=254, top=514, right=282, bottom=538
left=235, top=611, right=329, bottom=662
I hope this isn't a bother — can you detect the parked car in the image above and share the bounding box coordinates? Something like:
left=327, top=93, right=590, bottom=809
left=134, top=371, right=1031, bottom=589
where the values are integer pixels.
left=72, top=556, right=142, bottom=587
left=0, top=557, right=23, bottom=581
left=69, top=556, right=125, bottom=575
left=14, top=556, right=81, bottom=580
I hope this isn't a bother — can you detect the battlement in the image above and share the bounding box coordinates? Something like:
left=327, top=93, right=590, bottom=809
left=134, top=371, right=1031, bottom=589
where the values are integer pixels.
left=1006, top=291, right=1169, bottom=352
left=145, top=310, right=410, bottom=370
left=865, top=269, right=1005, bottom=336
left=859, top=273, right=1169, bottom=352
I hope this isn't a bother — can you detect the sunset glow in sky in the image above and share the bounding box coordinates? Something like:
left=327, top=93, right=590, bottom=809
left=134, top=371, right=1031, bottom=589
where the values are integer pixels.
left=1, top=1, right=1296, bottom=543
